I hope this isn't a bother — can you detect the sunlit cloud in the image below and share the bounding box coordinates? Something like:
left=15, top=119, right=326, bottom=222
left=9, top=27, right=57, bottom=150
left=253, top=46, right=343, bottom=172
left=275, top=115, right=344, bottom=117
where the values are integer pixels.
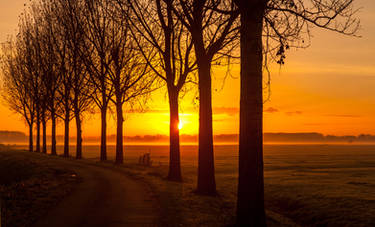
left=323, top=114, right=361, bottom=118
left=285, top=111, right=303, bottom=116
left=264, top=107, right=279, bottom=113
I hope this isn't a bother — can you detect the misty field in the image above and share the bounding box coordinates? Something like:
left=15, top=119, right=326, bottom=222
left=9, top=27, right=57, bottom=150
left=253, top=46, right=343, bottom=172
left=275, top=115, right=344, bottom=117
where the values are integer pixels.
left=12, top=144, right=375, bottom=226
left=148, top=144, right=375, bottom=226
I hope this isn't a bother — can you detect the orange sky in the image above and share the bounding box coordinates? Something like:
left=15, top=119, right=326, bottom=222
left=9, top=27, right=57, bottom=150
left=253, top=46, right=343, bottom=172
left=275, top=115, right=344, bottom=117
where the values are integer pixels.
left=1, top=0, right=375, bottom=137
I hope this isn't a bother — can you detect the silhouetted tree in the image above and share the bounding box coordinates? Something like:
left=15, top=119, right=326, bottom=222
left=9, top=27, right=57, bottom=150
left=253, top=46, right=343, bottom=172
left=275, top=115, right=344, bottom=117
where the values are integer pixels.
left=53, top=26, right=74, bottom=158
left=117, top=0, right=196, bottom=180
left=102, top=6, right=154, bottom=164
left=1, top=41, right=36, bottom=153
left=29, top=2, right=50, bottom=155
left=234, top=0, right=359, bottom=225
left=38, top=0, right=64, bottom=156
left=17, top=8, right=45, bottom=153
left=37, top=1, right=56, bottom=155
left=81, top=0, right=116, bottom=161
left=172, top=0, right=239, bottom=194
left=54, top=0, right=93, bottom=159
left=44, top=0, right=86, bottom=158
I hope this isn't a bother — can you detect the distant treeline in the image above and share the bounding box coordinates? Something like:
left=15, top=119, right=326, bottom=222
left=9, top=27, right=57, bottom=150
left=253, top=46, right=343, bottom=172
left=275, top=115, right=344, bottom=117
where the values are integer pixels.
left=2, top=131, right=374, bottom=144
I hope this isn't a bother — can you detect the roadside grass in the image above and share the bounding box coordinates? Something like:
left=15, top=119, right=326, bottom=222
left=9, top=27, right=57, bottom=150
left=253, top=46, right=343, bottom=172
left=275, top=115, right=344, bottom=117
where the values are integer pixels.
left=2, top=145, right=375, bottom=227
left=95, top=145, right=375, bottom=227
left=0, top=151, right=81, bottom=227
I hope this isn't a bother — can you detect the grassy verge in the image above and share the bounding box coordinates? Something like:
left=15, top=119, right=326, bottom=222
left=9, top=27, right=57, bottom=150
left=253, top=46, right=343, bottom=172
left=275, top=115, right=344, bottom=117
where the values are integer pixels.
left=2, top=146, right=374, bottom=227
left=0, top=151, right=81, bottom=227
left=92, top=162, right=298, bottom=227
left=95, top=155, right=375, bottom=227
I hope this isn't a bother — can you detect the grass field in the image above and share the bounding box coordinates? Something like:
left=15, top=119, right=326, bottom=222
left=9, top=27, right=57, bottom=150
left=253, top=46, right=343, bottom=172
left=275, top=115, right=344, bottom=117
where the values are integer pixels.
left=111, top=144, right=375, bottom=226
left=9, top=144, right=375, bottom=226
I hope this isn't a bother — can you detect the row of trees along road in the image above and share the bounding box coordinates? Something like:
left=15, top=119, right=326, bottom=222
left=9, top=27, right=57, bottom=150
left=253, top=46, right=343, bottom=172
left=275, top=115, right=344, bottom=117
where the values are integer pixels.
left=1, top=0, right=359, bottom=225
left=1, top=0, right=155, bottom=162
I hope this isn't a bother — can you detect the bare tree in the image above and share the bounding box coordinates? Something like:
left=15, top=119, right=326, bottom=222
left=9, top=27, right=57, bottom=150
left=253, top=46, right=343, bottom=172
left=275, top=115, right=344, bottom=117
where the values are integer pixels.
left=29, top=2, right=50, bottom=155
left=28, top=10, right=43, bottom=154
left=116, top=0, right=196, bottom=180
left=37, top=1, right=57, bottom=155
left=171, top=0, right=239, bottom=194
left=234, top=0, right=360, bottom=225
left=38, top=1, right=61, bottom=155
left=15, top=0, right=66, bottom=157
left=81, top=0, right=116, bottom=161
left=43, top=0, right=81, bottom=158
left=99, top=6, right=154, bottom=164
left=1, top=41, right=36, bottom=153
left=54, top=33, right=74, bottom=158
left=16, top=9, right=45, bottom=153
left=54, top=0, right=93, bottom=159
left=38, top=0, right=64, bottom=156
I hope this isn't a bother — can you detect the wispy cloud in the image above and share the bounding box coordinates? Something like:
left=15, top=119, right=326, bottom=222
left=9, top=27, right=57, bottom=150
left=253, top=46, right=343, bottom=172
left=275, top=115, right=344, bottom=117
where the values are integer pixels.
left=213, top=106, right=280, bottom=116
left=286, top=111, right=303, bottom=116
left=264, top=107, right=279, bottom=113
left=213, top=107, right=238, bottom=116
left=323, top=114, right=361, bottom=118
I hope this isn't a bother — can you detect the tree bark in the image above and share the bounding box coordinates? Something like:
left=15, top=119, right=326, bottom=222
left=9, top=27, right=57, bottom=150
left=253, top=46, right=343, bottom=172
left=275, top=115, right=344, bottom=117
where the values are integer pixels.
left=236, top=2, right=267, bottom=226
left=115, top=93, right=123, bottom=164
left=64, top=107, right=70, bottom=158
left=75, top=111, right=82, bottom=159
left=51, top=106, right=57, bottom=156
left=29, top=123, right=33, bottom=152
left=36, top=109, right=41, bottom=153
left=196, top=57, right=216, bottom=195
left=100, top=105, right=107, bottom=161
left=167, top=88, right=182, bottom=181
left=42, top=119, right=47, bottom=154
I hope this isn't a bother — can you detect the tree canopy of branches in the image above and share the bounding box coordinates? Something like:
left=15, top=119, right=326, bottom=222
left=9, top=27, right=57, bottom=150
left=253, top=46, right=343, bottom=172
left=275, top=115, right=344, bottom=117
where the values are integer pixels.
left=1, top=0, right=155, bottom=161
left=1, top=41, right=36, bottom=153
left=81, top=0, right=155, bottom=163
left=51, top=0, right=93, bottom=159
left=117, top=0, right=197, bottom=180
left=171, top=0, right=240, bottom=194
left=6, top=5, right=49, bottom=154
left=103, top=3, right=154, bottom=164
left=81, top=0, right=117, bottom=161
left=37, top=0, right=63, bottom=156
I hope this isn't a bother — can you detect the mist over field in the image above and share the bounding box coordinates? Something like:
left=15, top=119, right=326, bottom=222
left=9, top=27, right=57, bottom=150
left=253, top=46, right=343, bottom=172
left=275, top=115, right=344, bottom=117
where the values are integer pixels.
left=3, top=130, right=375, bottom=145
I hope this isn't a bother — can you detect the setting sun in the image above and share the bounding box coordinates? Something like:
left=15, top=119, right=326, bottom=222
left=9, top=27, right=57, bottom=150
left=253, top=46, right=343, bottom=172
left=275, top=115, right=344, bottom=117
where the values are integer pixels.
left=178, top=121, right=183, bottom=130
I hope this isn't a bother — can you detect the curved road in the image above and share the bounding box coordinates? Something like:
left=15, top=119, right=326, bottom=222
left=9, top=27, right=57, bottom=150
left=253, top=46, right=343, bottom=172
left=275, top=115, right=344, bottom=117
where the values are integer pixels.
left=33, top=159, right=159, bottom=227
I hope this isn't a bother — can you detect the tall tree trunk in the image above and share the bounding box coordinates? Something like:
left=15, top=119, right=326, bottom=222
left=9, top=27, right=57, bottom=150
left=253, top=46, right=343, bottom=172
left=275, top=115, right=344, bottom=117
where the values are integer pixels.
left=196, top=57, right=216, bottom=195
left=75, top=111, right=82, bottom=159
left=36, top=109, right=41, bottom=153
left=29, top=123, right=33, bottom=152
left=100, top=105, right=107, bottom=161
left=51, top=106, right=57, bottom=156
left=42, top=119, right=47, bottom=154
left=167, top=88, right=182, bottom=181
left=64, top=107, right=70, bottom=158
left=115, top=94, right=123, bottom=164
left=236, top=2, right=267, bottom=226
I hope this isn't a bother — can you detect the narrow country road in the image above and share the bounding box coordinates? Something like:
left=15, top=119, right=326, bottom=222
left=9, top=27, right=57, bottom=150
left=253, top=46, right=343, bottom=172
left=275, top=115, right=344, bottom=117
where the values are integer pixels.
left=33, top=159, right=159, bottom=227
